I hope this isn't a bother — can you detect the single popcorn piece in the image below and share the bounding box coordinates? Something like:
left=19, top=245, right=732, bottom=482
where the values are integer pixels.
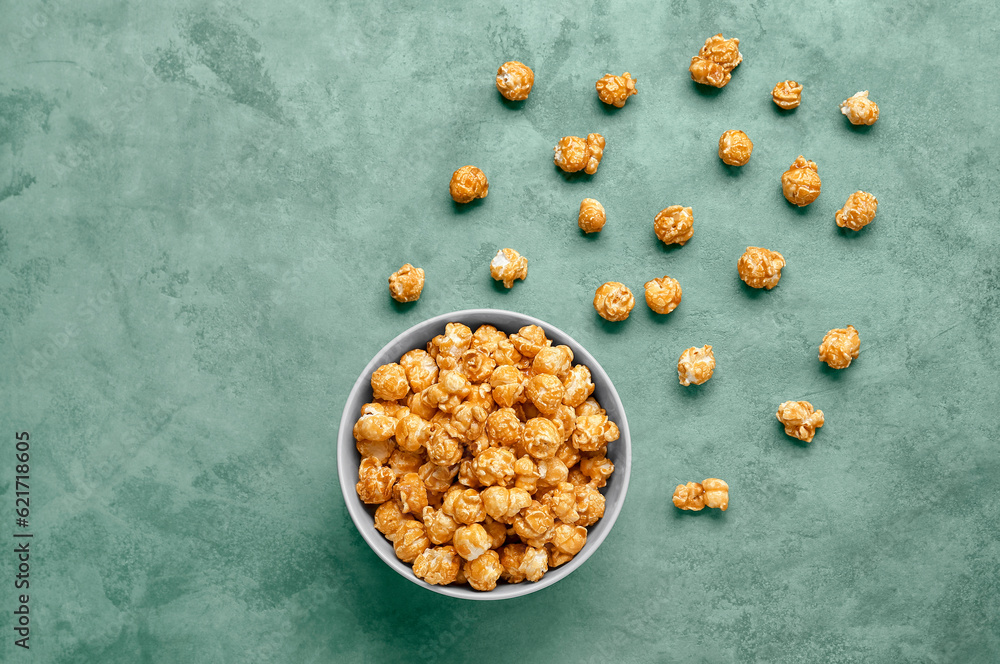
left=819, top=325, right=860, bottom=369
left=422, top=505, right=459, bottom=545
left=840, top=90, right=879, bottom=126
left=593, top=282, right=635, bottom=321
left=490, top=248, right=528, bottom=288
left=356, top=457, right=396, bottom=504
left=533, top=345, right=573, bottom=378
left=572, top=413, right=620, bottom=452
left=836, top=191, right=878, bottom=231
left=776, top=400, right=825, bottom=442
left=412, top=545, right=461, bottom=585
left=689, top=33, right=742, bottom=88
left=473, top=446, right=517, bottom=486
left=509, top=325, right=550, bottom=358
left=523, top=417, right=562, bottom=459
left=443, top=487, right=487, bottom=525
left=738, top=246, right=786, bottom=290
left=654, top=205, right=694, bottom=246
left=394, top=472, right=429, bottom=514
left=703, top=478, right=729, bottom=511
left=677, top=345, right=715, bottom=386
left=496, top=61, right=534, bottom=101
left=490, top=365, right=526, bottom=409
left=526, top=374, right=566, bottom=415
left=481, top=486, right=532, bottom=521
left=464, top=549, right=503, bottom=591
left=578, top=198, right=607, bottom=234
left=370, top=363, right=409, bottom=401
left=388, top=263, right=425, bottom=303
left=580, top=454, right=614, bottom=488
left=453, top=523, right=492, bottom=561
left=392, top=520, right=430, bottom=563
left=485, top=408, right=524, bottom=447
left=550, top=523, right=587, bottom=555
left=596, top=72, right=637, bottom=107
left=644, top=276, right=682, bottom=315
left=562, top=365, right=595, bottom=407
left=718, top=130, right=753, bottom=166
left=395, top=414, right=432, bottom=453
left=449, top=165, right=489, bottom=203
left=500, top=544, right=549, bottom=583
left=512, top=501, right=555, bottom=541
left=782, top=156, right=821, bottom=206
left=356, top=438, right=394, bottom=464
left=772, top=80, right=803, bottom=109
left=554, top=133, right=605, bottom=174
left=672, top=482, right=705, bottom=510
left=430, top=323, right=473, bottom=371
left=399, top=349, right=438, bottom=393
left=374, top=500, right=409, bottom=541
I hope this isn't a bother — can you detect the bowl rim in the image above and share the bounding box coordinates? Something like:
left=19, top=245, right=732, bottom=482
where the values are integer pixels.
left=337, top=308, right=631, bottom=600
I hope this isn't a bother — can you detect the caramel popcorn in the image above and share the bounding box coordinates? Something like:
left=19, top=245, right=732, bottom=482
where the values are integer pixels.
left=782, top=156, right=821, bottom=206
left=449, top=165, right=489, bottom=203
left=836, top=191, right=878, bottom=231
left=593, top=282, right=635, bottom=322
left=644, top=276, right=682, bottom=315
left=840, top=90, right=879, bottom=126
left=554, top=133, right=605, bottom=174
left=496, top=61, right=534, bottom=101
left=490, top=248, right=528, bottom=288
left=718, top=130, right=753, bottom=166
left=672, top=482, right=705, bottom=510
left=703, top=478, right=729, bottom=511
left=596, top=72, right=637, bottom=107
left=413, top=546, right=461, bottom=585
left=355, top=321, right=619, bottom=589
left=392, top=520, right=430, bottom=562
left=738, top=246, right=786, bottom=290
left=776, top=400, right=825, bottom=442
left=772, top=80, right=802, bottom=109
left=453, top=523, right=492, bottom=561
left=356, top=457, right=396, bottom=504
left=578, top=198, right=607, bottom=233
left=371, top=363, right=409, bottom=401
left=689, top=34, right=742, bottom=88
left=819, top=325, right=860, bottom=369
left=388, top=263, right=424, bottom=303
left=677, top=345, right=715, bottom=386
left=464, top=550, right=503, bottom=591
left=654, top=205, right=694, bottom=246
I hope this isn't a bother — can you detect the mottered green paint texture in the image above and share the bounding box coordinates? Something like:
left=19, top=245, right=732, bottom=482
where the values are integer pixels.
left=1, top=1, right=999, bottom=662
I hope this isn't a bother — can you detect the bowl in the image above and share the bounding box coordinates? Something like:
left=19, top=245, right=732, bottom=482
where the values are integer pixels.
left=337, top=309, right=631, bottom=600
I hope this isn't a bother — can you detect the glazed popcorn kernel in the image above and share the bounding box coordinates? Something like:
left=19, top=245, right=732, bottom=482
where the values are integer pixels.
left=453, top=523, right=492, bottom=561
left=718, top=130, right=753, bottom=166
left=782, top=156, right=822, bottom=206
left=654, top=205, right=694, bottom=246
left=819, top=325, right=860, bottom=369
left=399, top=349, right=438, bottom=393
left=388, top=263, right=425, bottom=303
left=840, top=90, right=879, bottom=126
left=394, top=472, right=429, bottom=514
left=393, top=520, right=430, bottom=563
left=672, top=481, right=704, bottom=511
left=772, top=80, right=803, bottom=109
left=836, top=191, right=878, bottom=231
left=449, top=165, right=489, bottom=204
left=593, top=282, right=636, bottom=322
left=777, top=400, right=825, bottom=443
left=644, top=276, right=682, bottom=315
left=496, top=60, right=534, bottom=101
left=356, top=321, right=619, bottom=590
left=464, top=549, right=503, bottom=591
left=689, top=33, right=742, bottom=88
left=596, top=72, right=637, bottom=108
left=523, top=417, right=562, bottom=459
left=738, top=246, right=786, bottom=290
left=572, top=413, right=620, bottom=452
left=703, top=478, right=729, bottom=511
left=371, top=363, right=409, bottom=401
left=554, top=133, right=606, bottom=174
left=677, top=345, right=715, bottom=386
left=578, top=198, right=607, bottom=233
left=413, top=545, right=461, bottom=586
left=490, top=248, right=529, bottom=288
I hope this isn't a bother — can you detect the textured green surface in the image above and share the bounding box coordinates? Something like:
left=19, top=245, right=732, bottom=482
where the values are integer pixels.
left=1, top=0, right=999, bottom=661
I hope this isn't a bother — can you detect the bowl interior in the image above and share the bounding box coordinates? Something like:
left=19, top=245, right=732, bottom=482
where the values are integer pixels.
left=337, top=309, right=631, bottom=600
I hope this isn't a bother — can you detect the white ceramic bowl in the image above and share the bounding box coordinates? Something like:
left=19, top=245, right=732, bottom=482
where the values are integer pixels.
left=337, top=309, right=631, bottom=600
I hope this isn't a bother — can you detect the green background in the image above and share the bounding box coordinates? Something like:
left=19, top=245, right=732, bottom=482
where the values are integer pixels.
left=2, top=0, right=999, bottom=661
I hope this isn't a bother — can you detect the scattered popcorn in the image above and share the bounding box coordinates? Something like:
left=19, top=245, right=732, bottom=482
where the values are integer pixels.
left=578, top=198, right=607, bottom=233
left=738, top=246, right=786, bottom=290
left=596, top=72, right=637, bottom=107
left=593, top=282, right=635, bottom=321
left=689, top=34, right=742, bottom=88
left=718, top=130, right=753, bottom=166
left=654, top=205, right=694, bottom=246
left=840, top=90, right=879, bottom=125
left=772, top=80, right=803, bottom=109
left=673, top=479, right=728, bottom=511
left=644, top=276, right=682, bottom=314
left=836, top=191, right=878, bottom=230
left=702, top=478, right=729, bottom=511
left=677, top=345, right=715, bottom=386
left=490, top=248, right=528, bottom=288
left=496, top=61, right=534, bottom=100
left=819, top=325, right=860, bottom=369
left=449, top=165, right=489, bottom=203
left=782, top=156, right=821, bottom=206
left=776, top=400, right=825, bottom=442
left=554, top=134, right=605, bottom=174
left=388, top=263, right=425, bottom=303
